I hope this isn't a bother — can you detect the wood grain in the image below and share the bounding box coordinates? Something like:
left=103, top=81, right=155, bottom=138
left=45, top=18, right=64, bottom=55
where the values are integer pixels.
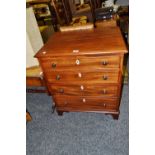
left=49, top=84, right=119, bottom=97
left=44, top=69, right=120, bottom=84
left=26, top=77, right=45, bottom=87
left=35, top=27, right=128, bottom=119
left=35, top=27, right=127, bottom=58
left=40, top=55, right=121, bottom=71
left=54, top=95, right=118, bottom=109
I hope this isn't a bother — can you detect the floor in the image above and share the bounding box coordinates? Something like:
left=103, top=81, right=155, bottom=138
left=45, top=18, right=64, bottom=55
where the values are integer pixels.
left=26, top=85, right=129, bottom=155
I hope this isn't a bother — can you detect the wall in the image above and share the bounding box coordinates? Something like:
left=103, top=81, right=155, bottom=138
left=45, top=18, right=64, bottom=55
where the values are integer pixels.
left=26, top=33, right=39, bottom=67
left=26, top=7, right=44, bottom=67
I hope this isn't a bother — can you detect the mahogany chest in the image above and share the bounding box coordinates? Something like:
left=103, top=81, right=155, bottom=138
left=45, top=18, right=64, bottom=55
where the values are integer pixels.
left=35, top=27, right=127, bottom=119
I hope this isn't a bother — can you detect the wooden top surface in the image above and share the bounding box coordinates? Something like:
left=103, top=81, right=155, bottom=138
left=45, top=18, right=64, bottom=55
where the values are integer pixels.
left=35, top=27, right=128, bottom=58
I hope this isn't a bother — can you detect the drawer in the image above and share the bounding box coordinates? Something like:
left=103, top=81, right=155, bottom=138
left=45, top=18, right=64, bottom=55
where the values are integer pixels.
left=45, top=70, right=120, bottom=84
left=50, top=84, right=118, bottom=97
left=40, top=55, right=120, bottom=71
left=54, top=95, right=118, bottom=110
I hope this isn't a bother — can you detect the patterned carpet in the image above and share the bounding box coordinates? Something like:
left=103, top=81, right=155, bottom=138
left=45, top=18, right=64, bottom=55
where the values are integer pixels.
left=26, top=85, right=128, bottom=155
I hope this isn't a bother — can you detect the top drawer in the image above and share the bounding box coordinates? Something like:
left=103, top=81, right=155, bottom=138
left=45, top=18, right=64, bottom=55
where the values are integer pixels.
left=40, top=55, right=120, bottom=71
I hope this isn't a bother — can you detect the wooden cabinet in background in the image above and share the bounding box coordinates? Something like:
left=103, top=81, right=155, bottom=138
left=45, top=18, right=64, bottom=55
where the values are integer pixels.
left=51, top=0, right=72, bottom=25
left=26, top=0, right=58, bottom=31
left=35, top=27, right=127, bottom=119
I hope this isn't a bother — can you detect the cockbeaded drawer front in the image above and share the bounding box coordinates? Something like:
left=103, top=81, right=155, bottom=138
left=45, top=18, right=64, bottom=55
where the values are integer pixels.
left=49, top=84, right=119, bottom=97
left=40, top=55, right=121, bottom=71
left=54, top=95, right=118, bottom=111
left=44, top=70, right=120, bottom=84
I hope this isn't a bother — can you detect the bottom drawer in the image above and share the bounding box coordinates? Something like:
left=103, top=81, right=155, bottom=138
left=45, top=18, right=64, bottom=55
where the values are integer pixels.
left=54, top=95, right=118, bottom=111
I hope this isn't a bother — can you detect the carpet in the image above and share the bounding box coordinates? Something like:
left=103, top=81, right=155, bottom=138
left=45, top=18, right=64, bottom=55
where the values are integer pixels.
left=26, top=85, right=129, bottom=155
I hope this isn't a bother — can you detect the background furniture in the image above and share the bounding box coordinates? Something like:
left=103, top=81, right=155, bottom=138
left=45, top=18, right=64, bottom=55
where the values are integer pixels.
left=68, top=0, right=94, bottom=22
left=50, top=0, right=72, bottom=25
left=117, top=5, right=129, bottom=83
left=27, top=0, right=58, bottom=31
left=26, top=66, right=45, bottom=87
left=35, top=27, right=127, bottom=119
left=118, top=6, right=129, bottom=44
left=59, top=23, right=94, bottom=32
left=26, top=7, right=48, bottom=93
left=40, top=25, right=55, bottom=43
left=59, top=16, right=94, bottom=32
left=95, top=15, right=118, bottom=28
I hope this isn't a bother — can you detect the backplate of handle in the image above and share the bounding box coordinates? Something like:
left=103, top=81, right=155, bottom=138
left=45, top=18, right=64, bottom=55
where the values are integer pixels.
left=52, top=63, right=56, bottom=68
left=102, top=61, right=108, bottom=65
left=56, top=75, right=60, bottom=80
left=58, top=88, right=64, bottom=93
left=102, top=89, right=107, bottom=94
left=103, top=75, right=108, bottom=80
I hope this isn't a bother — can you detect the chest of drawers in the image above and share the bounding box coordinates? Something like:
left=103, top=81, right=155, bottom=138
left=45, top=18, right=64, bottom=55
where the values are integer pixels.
left=35, top=27, right=127, bottom=119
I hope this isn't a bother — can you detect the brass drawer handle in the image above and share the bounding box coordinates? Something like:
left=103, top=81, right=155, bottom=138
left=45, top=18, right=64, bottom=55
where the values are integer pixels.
left=58, top=88, right=64, bottom=93
left=102, top=61, right=108, bottom=65
left=52, top=63, right=56, bottom=68
left=103, top=75, right=108, bottom=80
left=56, top=75, right=60, bottom=80
left=103, top=103, right=106, bottom=107
left=102, top=89, right=107, bottom=94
